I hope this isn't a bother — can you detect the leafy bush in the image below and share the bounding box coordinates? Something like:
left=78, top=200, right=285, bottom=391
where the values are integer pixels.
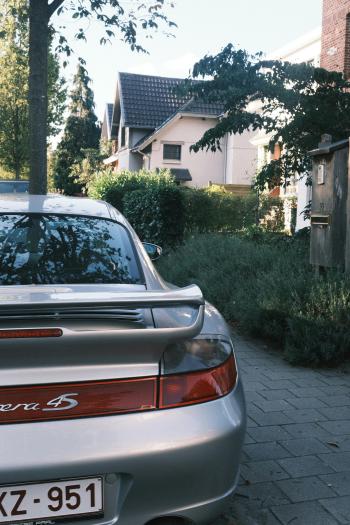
left=181, top=188, right=284, bottom=233
left=88, top=169, right=174, bottom=213
left=123, top=185, right=185, bottom=248
left=157, top=233, right=350, bottom=366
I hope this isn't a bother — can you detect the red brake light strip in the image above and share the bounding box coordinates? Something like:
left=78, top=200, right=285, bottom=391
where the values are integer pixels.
left=0, top=328, right=63, bottom=339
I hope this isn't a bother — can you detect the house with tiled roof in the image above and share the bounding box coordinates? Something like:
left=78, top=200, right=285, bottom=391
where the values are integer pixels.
left=101, top=72, right=257, bottom=189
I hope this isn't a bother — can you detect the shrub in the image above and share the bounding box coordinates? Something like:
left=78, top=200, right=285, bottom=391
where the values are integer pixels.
left=181, top=188, right=258, bottom=232
left=157, top=233, right=350, bottom=366
left=181, top=188, right=284, bottom=233
left=88, top=169, right=285, bottom=249
left=87, top=169, right=175, bottom=213
left=123, top=185, right=185, bottom=248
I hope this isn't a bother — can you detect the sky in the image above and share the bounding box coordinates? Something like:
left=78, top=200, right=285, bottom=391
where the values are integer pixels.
left=54, top=0, right=323, bottom=123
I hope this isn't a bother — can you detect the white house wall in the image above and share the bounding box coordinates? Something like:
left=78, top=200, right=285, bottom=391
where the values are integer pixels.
left=269, top=27, right=321, bottom=66
left=148, top=116, right=225, bottom=187
left=117, top=148, right=130, bottom=170
left=225, top=130, right=258, bottom=185
left=296, top=178, right=312, bottom=231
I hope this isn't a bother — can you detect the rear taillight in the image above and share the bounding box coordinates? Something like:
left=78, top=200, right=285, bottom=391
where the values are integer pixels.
left=159, top=338, right=237, bottom=409
left=159, top=355, right=236, bottom=408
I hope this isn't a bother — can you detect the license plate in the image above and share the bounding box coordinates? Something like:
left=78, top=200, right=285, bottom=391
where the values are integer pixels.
left=0, top=477, right=103, bottom=523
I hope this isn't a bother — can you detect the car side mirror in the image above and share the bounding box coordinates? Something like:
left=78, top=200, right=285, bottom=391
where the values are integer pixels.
left=143, top=242, right=163, bottom=261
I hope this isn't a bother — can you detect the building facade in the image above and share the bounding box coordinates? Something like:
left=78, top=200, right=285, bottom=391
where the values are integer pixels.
left=321, top=0, right=350, bottom=76
left=102, top=73, right=256, bottom=191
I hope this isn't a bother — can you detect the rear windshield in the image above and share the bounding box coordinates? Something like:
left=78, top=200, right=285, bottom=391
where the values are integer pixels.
left=0, top=214, right=141, bottom=285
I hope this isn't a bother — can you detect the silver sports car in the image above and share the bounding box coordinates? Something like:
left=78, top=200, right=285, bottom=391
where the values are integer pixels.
left=0, top=194, right=246, bottom=525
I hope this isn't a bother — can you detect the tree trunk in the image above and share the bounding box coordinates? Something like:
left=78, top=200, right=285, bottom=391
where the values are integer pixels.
left=28, top=0, right=49, bottom=195
left=14, top=107, right=20, bottom=180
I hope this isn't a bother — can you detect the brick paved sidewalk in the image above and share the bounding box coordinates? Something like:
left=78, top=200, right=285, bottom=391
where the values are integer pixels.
left=213, top=333, right=350, bottom=525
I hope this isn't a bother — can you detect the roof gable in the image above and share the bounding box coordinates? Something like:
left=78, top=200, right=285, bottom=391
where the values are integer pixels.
left=101, top=103, right=114, bottom=140
left=118, top=72, right=223, bottom=129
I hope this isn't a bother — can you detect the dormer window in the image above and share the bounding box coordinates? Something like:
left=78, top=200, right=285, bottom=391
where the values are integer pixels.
left=163, top=144, right=181, bottom=161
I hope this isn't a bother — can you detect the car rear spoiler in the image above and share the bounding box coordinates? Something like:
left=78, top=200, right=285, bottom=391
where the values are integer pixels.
left=0, top=285, right=205, bottom=342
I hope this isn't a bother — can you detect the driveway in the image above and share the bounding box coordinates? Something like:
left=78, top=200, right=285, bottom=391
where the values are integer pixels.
left=213, top=334, right=350, bottom=525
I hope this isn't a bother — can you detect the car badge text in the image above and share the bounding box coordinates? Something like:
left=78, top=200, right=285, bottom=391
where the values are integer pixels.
left=0, top=393, right=79, bottom=412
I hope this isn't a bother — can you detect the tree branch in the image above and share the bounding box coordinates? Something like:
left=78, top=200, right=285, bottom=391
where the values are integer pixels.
left=48, top=0, right=65, bottom=19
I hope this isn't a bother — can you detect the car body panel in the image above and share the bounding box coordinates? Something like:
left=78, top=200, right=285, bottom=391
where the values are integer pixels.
left=0, top=382, right=245, bottom=525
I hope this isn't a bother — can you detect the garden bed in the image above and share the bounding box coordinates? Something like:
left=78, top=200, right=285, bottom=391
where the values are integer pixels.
left=157, top=232, right=350, bottom=366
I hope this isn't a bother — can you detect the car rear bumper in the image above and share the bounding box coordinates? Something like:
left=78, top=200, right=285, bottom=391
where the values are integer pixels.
left=0, top=378, right=246, bottom=525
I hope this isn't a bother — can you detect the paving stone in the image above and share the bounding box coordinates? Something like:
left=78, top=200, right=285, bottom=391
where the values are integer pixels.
left=283, top=423, right=332, bottom=441
left=271, top=501, right=338, bottom=525
left=226, top=501, right=282, bottom=525
left=319, top=406, right=350, bottom=421
left=292, top=387, right=327, bottom=398
left=244, top=358, right=276, bottom=366
left=247, top=417, right=258, bottom=428
left=244, top=432, right=256, bottom=445
left=319, top=451, right=350, bottom=472
left=286, top=397, right=328, bottom=410
left=276, top=476, right=336, bottom=502
left=320, top=472, right=350, bottom=496
left=320, top=496, right=350, bottom=524
left=261, top=379, right=297, bottom=390
left=243, top=372, right=270, bottom=383
left=262, top=371, right=301, bottom=381
left=241, top=460, right=289, bottom=483
left=319, top=376, right=350, bottom=387
left=279, top=437, right=331, bottom=456
left=253, top=399, right=293, bottom=413
left=248, top=426, right=292, bottom=443
left=244, top=442, right=291, bottom=461
left=323, top=395, right=350, bottom=407
left=292, top=378, right=328, bottom=388
left=319, top=386, right=350, bottom=397
left=323, top=435, right=350, bottom=452
left=319, top=420, right=350, bottom=435
left=277, top=456, right=333, bottom=477
left=282, top=408, right=326, bottom=424
left=260, top=389, right=295, bottom=401
left=245, top=391, right=267, bottom=403
left=249, top=410, right=293, bottom=427
left=244, top=381, right=266, bottom=392
left=236, top=480, right=290, bottom=507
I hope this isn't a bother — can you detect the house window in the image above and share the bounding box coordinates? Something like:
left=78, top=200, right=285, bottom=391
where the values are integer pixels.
left=163, top=144, right=181, bottom=161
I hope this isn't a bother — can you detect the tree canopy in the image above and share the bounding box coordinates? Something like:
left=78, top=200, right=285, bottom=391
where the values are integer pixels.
left=183, top=44, right=350, bottom=190
left=55, top=65, right=100, bottom=194
left=27, top=0, right=176, bottom=194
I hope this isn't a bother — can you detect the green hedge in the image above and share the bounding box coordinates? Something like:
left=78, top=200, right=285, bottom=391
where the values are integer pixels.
left=157, top=233, right=350, bottom=366
left=88, top=169, right=285, bottom=247
left=123, top=186, right=185, bottom=248
left=181, top=187, right=284, bottom=233
left=88, top=169, right=175, bottom=213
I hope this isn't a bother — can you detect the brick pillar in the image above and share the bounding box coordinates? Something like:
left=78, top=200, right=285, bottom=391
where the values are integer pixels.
left=321, top=0, right=350, bottom=75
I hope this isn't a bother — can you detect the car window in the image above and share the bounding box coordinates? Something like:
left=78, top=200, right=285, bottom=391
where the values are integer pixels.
left=0, top=181, right=29, bottom=193
left=0, top=214, right=142, bottom=285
